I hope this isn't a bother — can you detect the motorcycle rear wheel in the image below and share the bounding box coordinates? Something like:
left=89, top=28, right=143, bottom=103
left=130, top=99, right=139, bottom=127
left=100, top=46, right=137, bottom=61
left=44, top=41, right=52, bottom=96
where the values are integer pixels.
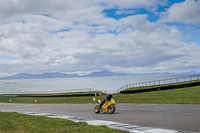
left=94, top=105, right=100, bottom=113
left=108, top=106, right=115, bottom=114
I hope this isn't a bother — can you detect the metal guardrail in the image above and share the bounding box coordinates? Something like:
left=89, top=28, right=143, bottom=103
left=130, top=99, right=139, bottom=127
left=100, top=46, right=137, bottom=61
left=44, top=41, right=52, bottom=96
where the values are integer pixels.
left=117, top=75, right=200, bottom=93
left=41, top=88, right=106, bottom=94
left=0, top=95, right=19, bottom=98
left=7, top=88, right=106, bottom=95
left=46, top=88, right=100, bottom=93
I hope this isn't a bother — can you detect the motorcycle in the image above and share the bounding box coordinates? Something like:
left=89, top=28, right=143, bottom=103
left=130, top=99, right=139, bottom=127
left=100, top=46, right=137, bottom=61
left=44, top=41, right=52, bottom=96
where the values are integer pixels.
left=94, top=98, right=116, bottom=114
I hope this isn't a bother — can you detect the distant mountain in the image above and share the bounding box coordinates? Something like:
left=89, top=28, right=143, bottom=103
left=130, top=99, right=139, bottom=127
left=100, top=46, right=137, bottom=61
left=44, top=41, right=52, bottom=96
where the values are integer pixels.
left=40, top=72, right=79, bottom=78
left=0, top=71, right=132, bottom=80
left=83, top=70, right=131, bottom=77
left=0, top=72, right=80, bottom=80
left=0, top=70, right=199, bottom=80
left=7, top=73, right=40, bottom=79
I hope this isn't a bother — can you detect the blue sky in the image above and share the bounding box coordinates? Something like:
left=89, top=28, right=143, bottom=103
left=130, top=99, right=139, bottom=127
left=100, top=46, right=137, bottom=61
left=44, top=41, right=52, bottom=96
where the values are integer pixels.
left=0, top=0, right=200, bottom=77
left=102, top=0, right=185, bottom=20
left=103, top=0, right=200, bottom=45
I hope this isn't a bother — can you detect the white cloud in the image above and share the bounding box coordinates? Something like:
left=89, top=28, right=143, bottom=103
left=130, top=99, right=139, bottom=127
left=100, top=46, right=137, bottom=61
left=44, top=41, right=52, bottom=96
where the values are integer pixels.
left=0, top=0, right=200, bottom=77
left=116, top=10, right=135, bottom=15
left=160, top=0, right=200, bottom=24
left=51, top=56, right=79, bottom=66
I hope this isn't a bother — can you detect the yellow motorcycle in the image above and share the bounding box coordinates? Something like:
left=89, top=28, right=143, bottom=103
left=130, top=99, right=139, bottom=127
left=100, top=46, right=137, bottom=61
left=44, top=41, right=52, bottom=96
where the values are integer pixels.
left=94, top=98, right=116, bottom=114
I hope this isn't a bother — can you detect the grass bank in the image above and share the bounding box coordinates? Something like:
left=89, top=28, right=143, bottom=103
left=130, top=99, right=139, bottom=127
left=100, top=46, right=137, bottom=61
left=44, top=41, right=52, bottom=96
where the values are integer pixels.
left=0, top=86, right=200, bottom=104
left=0, top=94, right=106, bottom=104
left=120, top=79, right=200, bottom=93
left=115, top=86, right=200, bottom=104
left=0, top=112, right=128, bottom=133
left=0, top=91, right=105, bottom=104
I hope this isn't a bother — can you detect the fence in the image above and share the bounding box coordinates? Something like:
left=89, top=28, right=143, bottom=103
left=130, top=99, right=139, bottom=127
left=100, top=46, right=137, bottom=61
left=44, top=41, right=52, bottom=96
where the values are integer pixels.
left=117, top=75, right=200, bottom=93
left=55, top=88, right=106, bottom=93
left=13, top=88, right=106, bottom=95
left=0, top=95, right=18, bottom=98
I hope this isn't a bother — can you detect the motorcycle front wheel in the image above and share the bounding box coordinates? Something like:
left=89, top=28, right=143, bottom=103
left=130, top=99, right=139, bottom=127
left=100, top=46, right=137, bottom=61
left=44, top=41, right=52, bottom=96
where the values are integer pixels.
left=108, top=105, right=115, bottom=114
left=94, top=105, right=100, bottom=113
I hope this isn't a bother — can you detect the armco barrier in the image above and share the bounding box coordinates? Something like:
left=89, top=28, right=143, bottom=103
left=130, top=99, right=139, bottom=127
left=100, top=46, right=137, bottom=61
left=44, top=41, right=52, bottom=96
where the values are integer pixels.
left=120, top=81, right=200, bottom=94
left=118, top=75, right=200, bottom=93
left=19, top=93, right=101, bottom=97
left=0, top=95, right=19, bottom=98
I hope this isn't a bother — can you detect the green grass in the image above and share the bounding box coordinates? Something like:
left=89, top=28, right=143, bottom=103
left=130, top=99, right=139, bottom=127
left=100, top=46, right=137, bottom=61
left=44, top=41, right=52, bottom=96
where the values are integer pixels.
left=1, top=82, right=199, bottom=133
left=1, top=86, right=200, bottom=104
left=0, top=95, right=107, bottom=104
left=0, top=112, right=128, bottom=133
left=115, top=86, right=200, bottom=104
left=19, top=91, right=102, bottom=96
left=0, top=91, right=102, bottom=96
left=0, top=91, right=107, bottom=104
left=123, top=79, right=200, bottom=91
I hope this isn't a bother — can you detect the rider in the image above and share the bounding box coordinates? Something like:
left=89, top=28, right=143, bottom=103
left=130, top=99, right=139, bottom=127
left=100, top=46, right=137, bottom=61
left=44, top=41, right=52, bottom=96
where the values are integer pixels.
left=100, top=94, right=112, bottom=108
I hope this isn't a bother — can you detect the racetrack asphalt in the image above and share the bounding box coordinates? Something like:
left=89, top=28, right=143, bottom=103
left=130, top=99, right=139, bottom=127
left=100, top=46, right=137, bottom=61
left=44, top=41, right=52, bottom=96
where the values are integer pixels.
left=0, top=103, right=199, bottom=132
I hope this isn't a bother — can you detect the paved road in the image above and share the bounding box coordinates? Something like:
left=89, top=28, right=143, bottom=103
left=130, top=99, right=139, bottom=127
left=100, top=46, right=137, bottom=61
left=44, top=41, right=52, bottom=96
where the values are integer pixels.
left=0, top=103, right=199, bottom=132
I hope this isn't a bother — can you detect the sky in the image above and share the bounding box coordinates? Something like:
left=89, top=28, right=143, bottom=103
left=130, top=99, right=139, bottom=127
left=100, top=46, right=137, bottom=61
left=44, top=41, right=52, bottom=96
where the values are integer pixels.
left=0, top=0, right=200, bottom=77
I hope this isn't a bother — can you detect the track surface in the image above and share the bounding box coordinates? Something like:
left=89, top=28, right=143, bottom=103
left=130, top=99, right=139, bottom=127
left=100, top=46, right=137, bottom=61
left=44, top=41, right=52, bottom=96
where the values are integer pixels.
left=0, top=103, right=199, bottom=132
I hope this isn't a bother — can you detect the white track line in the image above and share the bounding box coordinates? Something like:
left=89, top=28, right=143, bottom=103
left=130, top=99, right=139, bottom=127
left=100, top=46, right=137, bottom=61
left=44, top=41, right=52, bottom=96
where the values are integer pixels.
left=6, top=111, right=197, bottom=133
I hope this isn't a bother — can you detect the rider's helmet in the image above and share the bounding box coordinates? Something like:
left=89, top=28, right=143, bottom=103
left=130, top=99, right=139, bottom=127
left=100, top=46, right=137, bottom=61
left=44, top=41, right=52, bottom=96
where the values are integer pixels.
left=108, top=94, right=112, bottom=99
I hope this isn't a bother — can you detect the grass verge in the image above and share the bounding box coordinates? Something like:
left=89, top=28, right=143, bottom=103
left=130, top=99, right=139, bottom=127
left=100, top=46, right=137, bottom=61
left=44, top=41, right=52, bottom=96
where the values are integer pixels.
left=122, top=79, right=200, bottom=92
left=0, top=86, right=200, bottom=104
left=0, top=91, right=106, bottom=104
left=0, top=112, right=128, bottom=133
left=115, top=86, right=200, bottom=104
left=0, top=94, right=106, bottom=104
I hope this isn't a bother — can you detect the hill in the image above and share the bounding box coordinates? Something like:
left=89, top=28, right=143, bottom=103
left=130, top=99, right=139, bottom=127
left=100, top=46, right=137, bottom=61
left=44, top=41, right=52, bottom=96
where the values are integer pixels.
left=0, top=72, right=79, bottom=80
left=0, top=70, right=199, bottom=80
left=0, top=71, right=131, bottom=80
